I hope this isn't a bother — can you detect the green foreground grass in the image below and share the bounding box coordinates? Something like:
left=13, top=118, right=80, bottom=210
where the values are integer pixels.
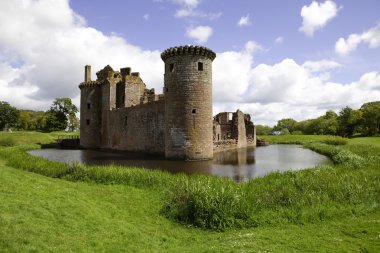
left=0, top=132, right=379, bottom=252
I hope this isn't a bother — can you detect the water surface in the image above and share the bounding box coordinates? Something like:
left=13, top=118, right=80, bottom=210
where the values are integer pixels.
left=28, top=145, right=330, bottom=182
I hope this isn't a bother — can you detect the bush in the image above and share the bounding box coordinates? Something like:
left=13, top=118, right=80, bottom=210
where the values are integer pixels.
left=0, top=137, right=15, bottom=146
left=322, top=136, right=348, bottom=145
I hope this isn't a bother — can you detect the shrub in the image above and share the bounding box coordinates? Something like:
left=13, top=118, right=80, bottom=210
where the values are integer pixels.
left=322, top=136, right=348, bottom=145
left=0, top=137, right=15, bottom=146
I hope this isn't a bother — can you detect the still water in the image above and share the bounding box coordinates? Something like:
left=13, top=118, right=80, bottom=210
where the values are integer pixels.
left=28, top=145, right=330, bottom=182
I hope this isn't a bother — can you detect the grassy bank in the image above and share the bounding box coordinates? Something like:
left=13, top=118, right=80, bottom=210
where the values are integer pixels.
left=0, top=132, right=379, bottom=252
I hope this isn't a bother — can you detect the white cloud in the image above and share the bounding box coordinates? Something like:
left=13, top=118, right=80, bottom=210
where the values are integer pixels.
left=299, top=1, right=340, bottom=37
left=212, top=44, right=379, bottom=125
left=244, top=41, right=263, bottom=54
left=242, top=60, right=379, bottom=125
left=335, top=22, right=380, bottom=56
left=185, top=25, right=213, bottom=43
left=170, top=0, right=221, bottom=20
left=143, top=14, right=149, bottom=21
left=238, top=14, right=251, bottom=27
left=213, top=46, right=254, bottom=103
left=275, top=36, right=284, bottom=44
left=175, top=9, right=222, bottom=20
left=172, top=0, right=200, bottom=9
left=302, top=60, right=341, bottom=73
left=0, top=0, right=163, bottom=111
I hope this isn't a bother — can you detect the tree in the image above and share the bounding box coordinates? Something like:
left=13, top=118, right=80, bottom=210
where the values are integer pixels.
left=18, top=110, right=47, bottom=131
left=255, top=125, right=273, bottom=135
left=44, top=110, right=67, bottom=132
left=274, top=118, right=298, bottom=133
left=0, top=101, right=19, bottom=130
left=360, top=101, right=380, bottom=136
left=44, top=98, right=78, bottom=132
left=311, top=111, right=339, bottom=135
left=338, top=107, right=362, bottom=137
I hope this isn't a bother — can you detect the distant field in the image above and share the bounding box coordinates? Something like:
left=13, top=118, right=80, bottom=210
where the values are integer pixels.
left=0, top=132, right=379, bottom=252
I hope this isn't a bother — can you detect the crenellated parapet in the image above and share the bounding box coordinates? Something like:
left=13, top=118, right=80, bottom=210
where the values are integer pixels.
left=78, top=80, right=101, bottom=89
left=161, top=45, right=216, bottom=61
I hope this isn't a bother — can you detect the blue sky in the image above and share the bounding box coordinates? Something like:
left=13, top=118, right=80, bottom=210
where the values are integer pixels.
left=0, top=0, right=379, bottom=125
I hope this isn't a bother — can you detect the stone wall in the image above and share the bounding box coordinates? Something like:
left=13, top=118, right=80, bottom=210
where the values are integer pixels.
left=231, top=110, right=247, bottom=148
left=106, top=100, right=165, bottom=154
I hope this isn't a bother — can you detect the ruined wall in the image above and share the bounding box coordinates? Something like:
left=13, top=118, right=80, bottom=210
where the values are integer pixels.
left=231, top=110, right=247, bottom=148
left=213, top=121, right=221, bottom=141
left=106, top=100, right=165, bottom=154
left=124, top=75, right=146, bottom=107
left=162, top=46, right=216, bottom=160
left=214, top=112, right=232, bottom=139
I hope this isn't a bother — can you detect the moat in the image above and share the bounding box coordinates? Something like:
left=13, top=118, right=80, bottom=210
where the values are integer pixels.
left=29, top=145, right=330, bottom=182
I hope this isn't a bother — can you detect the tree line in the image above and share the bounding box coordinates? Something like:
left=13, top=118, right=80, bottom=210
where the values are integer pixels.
left=256, top=101, right=380, bottom=137
left=0, top=98, right=78, bottom=132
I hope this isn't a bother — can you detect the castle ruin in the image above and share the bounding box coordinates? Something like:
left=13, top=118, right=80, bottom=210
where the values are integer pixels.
left=79, top=45, right=256, bottom=160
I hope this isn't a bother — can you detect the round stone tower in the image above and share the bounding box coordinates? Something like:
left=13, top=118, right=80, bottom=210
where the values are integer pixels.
left=161, top=45, right=216, bottom=160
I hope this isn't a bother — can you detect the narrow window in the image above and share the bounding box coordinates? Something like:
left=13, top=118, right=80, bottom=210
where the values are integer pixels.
left=165, top=87, right=168, bottom=93
left=86, top=119, right=90, bottom=125
left=125, top=116, right=128, bottom=126
left=87, top=103, right=91, bottom=110
left=198, top=62, right=203, bottom=71
left=169, top=63, right=174, bottom=72
left=192, top=108, right=197, bottom=114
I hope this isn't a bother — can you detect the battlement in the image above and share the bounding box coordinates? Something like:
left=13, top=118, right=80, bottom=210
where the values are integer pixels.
left=78, top=80, right=101, bottom=89
left=161, top=45, right=216, bottom=61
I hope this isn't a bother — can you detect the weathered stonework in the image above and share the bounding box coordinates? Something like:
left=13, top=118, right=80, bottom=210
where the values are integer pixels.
left=79, top=45, right=256, bottom=160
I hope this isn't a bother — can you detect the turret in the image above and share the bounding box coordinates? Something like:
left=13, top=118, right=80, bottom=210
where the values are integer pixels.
left=161, top=45, right=216, bottom=160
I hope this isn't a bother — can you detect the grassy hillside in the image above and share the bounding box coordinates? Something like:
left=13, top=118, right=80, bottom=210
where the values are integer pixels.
left=0, top=132, right=379, bottom=252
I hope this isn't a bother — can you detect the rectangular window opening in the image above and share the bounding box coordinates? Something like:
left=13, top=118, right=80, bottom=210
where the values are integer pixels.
left=169, top=63, right=174, bottom=72
left=87, top=103, right=91, bottom=110
left=125, top=116, right=128, bottom=126
left=86, top=119, right=90, bottom=125
left=192, top=108, right=197, bottom=114
left=198, top=62, right=203, bottom=71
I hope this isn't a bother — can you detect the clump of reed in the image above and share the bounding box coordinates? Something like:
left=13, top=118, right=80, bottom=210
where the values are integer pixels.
left=321, top=136, right=348, bottom=145
left=0, top=137, right=16, bottom=147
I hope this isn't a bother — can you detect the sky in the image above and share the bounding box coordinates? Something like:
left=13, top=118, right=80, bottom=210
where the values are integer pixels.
left=0, top=0, right=379, bottom=126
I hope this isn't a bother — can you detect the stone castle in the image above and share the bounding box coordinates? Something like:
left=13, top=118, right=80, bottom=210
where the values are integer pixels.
left=79, top=45, right=256, bottom=160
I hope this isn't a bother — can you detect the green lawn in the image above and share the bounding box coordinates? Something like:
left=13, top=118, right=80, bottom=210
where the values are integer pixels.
left=0, top=133, right=379, bottom=252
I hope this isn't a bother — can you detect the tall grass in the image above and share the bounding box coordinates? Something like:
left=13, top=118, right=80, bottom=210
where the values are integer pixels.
left=0, top=132, right=379, bottom=231
left=162, top=137, right=379, bottom=230
left=0, top=144, right=187, bottom=190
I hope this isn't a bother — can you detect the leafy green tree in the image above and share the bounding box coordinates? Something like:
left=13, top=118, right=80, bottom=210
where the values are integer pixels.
left=0, top=101, right=19, bottom=130
left=44, top=110, right=67, bottom=132
left=313, top=111, right=339, bottom=135
left=338, top=107, right=362, bottom=137
left=274, top=118, right=298, bottom=133
left=44, top=98, right=78, bottom=132
left=255, top=125, right=273, bottom=135
left=360, top=101, right=380, bottom=136
left=18, top=110, right=47, bottom=131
